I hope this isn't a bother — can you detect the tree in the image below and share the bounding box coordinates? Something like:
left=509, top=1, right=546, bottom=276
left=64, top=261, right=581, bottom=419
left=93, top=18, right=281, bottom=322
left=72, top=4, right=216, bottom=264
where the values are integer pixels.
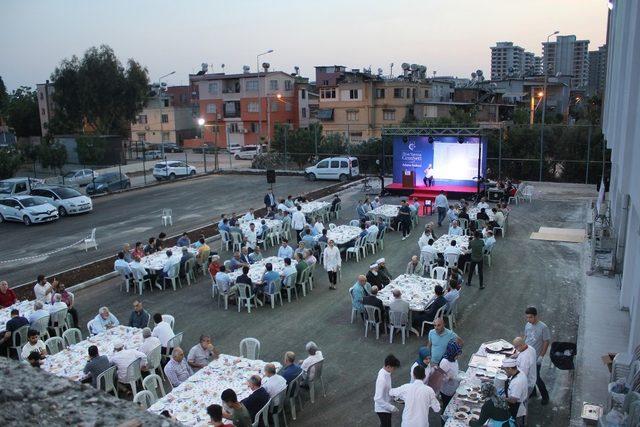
left=38, top=142, right=67, bottom=173
left=76, top=136, right=107, bottom=165
left=5, top=86, right=41, bottom=137
left=0, top=148, right=22, bottom=179
left=50, top=45, right=149, bottom=135
left=0, top=75, right=8, bottom=120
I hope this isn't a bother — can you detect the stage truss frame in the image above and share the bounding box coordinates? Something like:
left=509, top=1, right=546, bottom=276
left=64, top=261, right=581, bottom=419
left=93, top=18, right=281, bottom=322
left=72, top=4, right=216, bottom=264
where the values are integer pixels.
left=381, top=127, right=482, bottom=137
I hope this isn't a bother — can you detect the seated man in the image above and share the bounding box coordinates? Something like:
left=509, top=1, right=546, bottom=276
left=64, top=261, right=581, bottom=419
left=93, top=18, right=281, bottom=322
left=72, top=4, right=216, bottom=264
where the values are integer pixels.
left=83, top=345, right=113, bottom=388
left=366, top=263, right=383, bottom=290
left=158, top=250, right=180, bottom=285
left=0, top=309, right=29, bottom=355
left=318, top=228, right=329, bottom=245
left=128, top=300, right=150, bottom=329
left=281, top=257, right=297, bottom=281
left=457, top=207, right=470, bottom=221
left=444, top=279, right=461, bottom=310
left=234, top=265, right=253, bottom=293
left=138, top=327, right=161, bottom=358
left=151, top=313, right=175, bottom=351
left=413, top=285, right=447, bottom=327
left=221, top=389, right=252, bottom=426
left=477, top=197, right=490, bottom=210
left=177, top=232, right=191, bottom=247
left=230, top=251, right=249, bottom=272
left=388, top=289, right=410, bottom=317
left=303, top=249, right=317, bottom=268
left=294, top=253, right=308, bottom=283
left=114, top=252, right=132, bottom=278
left=301, top=228, right=316, bottom=250
left=366, top=221, right=379, bottom=239
left=249, top=246, right=263, bottom=263
left=91, top=307, right=119, bottom=334
left=187, top=334, right=219, bottom=371
left=240, top=247, right=252, bottom=264
left=406, top=255, right=424, bottom=276
left=261, top=263, right=281, bottom=294
left=349, top=275, right=371, bottom=314
left=362, top=285, right=385, bottom=327
left=446, top=205, right=458, bottom=222
left=240, top=375, right=270, bottom=421
left=300, top=341, right=324, bottom=381
left=448, top=220, right=463, bottom=236
left=262, top=363, right=287, bottom=401
left=420, top=239, right=438, bottom=267
left=294, top=241, right=306, bottom=257
left=377, top=258, right=392, bottom=288
left=484, top=231, right=497, bottom=251
left=443, top=240, right=462, bottom=262
left=278, top=239, right=294, bottom=259
left=476, top=208, right=490, bottom=221
left=21, top=329, right=47, bottom=361
left=279, top=351, right=302, bottom=384
left=28, top=301, right=49, bottom=327
left=179, top=247, right=195, bottom=277
left=110, top=340, right=148, bottom=385
left=0, top=280, right=17, bottom=308
left=164, top=347, right=193, bottom=387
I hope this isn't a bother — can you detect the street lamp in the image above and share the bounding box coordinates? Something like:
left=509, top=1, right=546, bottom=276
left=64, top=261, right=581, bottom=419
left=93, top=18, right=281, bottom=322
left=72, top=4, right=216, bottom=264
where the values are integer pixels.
left=539, top=31, right=559, bottom=181
left=158, top=71, right=176, bottom=159
left=256, top=49, right=274, bottom=145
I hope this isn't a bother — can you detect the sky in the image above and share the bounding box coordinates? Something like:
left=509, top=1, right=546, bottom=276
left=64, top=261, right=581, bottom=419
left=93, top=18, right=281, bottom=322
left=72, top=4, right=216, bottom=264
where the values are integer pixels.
left=1, top=0, right=608, bottom=91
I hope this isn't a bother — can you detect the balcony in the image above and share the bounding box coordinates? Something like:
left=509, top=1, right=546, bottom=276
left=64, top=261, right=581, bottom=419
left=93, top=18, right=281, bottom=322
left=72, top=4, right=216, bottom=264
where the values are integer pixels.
left=222, top=80, right=241, bottom=94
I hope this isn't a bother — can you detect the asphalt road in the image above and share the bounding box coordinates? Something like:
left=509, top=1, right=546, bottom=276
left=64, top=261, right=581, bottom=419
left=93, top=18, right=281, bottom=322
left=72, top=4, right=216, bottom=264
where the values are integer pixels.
left=0, top=173, right=329, bottom=287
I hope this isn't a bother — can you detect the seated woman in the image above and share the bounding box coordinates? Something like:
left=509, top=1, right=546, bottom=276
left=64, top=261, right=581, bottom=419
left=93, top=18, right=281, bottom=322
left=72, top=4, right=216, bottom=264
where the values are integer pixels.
left=469, top=383, right=515, bottom=427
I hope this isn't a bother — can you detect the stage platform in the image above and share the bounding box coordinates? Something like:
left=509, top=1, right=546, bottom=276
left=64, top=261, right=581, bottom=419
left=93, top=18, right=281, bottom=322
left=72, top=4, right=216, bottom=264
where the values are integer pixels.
left=385, top=183, right=480, bottom=201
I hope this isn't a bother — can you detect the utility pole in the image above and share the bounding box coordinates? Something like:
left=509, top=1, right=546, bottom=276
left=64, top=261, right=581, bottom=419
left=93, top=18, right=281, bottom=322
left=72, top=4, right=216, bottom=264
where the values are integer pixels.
left=539, top=31, right=559, bottom=181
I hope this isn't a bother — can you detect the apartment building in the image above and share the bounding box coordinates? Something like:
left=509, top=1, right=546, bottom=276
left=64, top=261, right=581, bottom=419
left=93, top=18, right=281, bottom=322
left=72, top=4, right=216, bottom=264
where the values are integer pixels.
left=188, top=69, right=303, bottom=148
left=315, top=65, right=453, bottom=141
left=130, top=85, right=197, bottom=145
left=588, top=44, right=607, bottom=95
left=491, top=42, right=539, bottom=80
left=36, top=81, right=55, bottom=136
left=542, top=35, right=590, bottom=88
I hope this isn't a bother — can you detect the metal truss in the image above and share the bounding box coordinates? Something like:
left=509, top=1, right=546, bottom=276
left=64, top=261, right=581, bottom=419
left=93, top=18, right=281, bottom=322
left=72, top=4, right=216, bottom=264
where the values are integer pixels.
left=381, top=127, right=482, bottom=137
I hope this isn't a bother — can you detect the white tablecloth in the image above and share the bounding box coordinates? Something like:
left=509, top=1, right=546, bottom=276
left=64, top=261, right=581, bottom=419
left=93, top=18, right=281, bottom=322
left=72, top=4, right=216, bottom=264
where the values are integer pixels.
left=377, top=274, right=445, bottom=311
left=432, top=234, right=470, bottom=253
left=319, top=225, right=361, bottom=245
left=148, top=354, right=281, bottom=426
left=0, top=300, right=37, bottom=332
left=369, top=204, right=400, bottom=219
left=443, top=338, right=515, bottom=426
left=227, top=256, right=297, bottom=284
left=299, top=201, right=330, bottom=215
left=238, top=218, right=282, bottom=236
left=141, top=246, right=198, bottom=271
left=466, top=208, right=495, bottom=222
left=41, top=326, right=143, bottom=381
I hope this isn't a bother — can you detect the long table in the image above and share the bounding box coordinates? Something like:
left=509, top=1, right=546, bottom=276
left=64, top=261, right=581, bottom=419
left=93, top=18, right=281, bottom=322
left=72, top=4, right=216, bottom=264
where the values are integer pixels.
left=377, top=274, right=444, bottom=312
left=227, top=256, right=297, bottom=284
left=238, top=218, right=282, bottom=236
left=443, top=338, right=515, bottom=426
left=319, top=225, right=361, bottom=246
left=148, top=354, right=281, bottom=425
left=41, top=326, right=143, bottom=381
left=432, top=234, right=470, bottom=253
left=369, top=204, right=400, bottom=219
left=466, top=207, right=495, bottom=222
left=299, top=201, right=330, bottom=216
left=140, top=246, right=198, bottom=271
left=0, top=300, right=37, bottom=332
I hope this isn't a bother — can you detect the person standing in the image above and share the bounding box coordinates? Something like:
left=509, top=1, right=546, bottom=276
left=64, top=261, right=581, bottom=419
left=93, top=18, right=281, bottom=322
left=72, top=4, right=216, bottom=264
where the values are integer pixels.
left=323, top=239, right=341, bottom=290
left=466, top=231, right=485, bottom=289
left=374, top=354, right=401, bottom=427
left=264, top=190, right=276, bottom=210
left=398, top=200, right=412, bottom=241
left=389, top=365, right=441, bottom=426
left=291, top=206, right=306, bottom=243
left=503, top=358, right=529, bottom=426
left=434, top=191, right=448, bottom=227
left=524, top=306, right=551, bottom=405
left=423, top=164, right=434, bottom=187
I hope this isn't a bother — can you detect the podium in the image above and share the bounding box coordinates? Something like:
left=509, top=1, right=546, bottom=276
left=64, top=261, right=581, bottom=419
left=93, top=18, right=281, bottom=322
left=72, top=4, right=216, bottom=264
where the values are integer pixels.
left=402, top=170, right=415, bottom=188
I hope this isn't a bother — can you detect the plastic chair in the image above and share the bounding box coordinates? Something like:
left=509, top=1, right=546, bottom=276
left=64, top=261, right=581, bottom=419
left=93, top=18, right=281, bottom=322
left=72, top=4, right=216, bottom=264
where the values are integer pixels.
left=349, top=288, right=362, bottom=323
left=237, top=283, right=257, bottom=313
left=162, top=314, right=175, bottom=329
left=50, top=308, right=69, bottom=336
left=349, top=219, right=360, bottom=227
left=328, top=223, right=336, bottom=230
left=251, top=399, right=272, bottom=427
left=363, top=305, right=382, bottom=339
left=219, top=230, right=232, bottom=251
left=124, top=357, right=143, bottom=395
left=116, top=266, right=133, bottom=293
left=133, top=390, right=155, bottom=410
left=62, top=327, right=82, bottom=347
left=431, top=266, right=448, bottom=280
left=445, top=301, right=458, bottom=332
left=183, top=258, right=196, bottom=286
left=142, top=374, right=166, bottom=401
left=420, top=305, right=446, bottom=336
left=86, top=319, right=96, bottom=336
left=346, top=236, right=366, bottom=262
left=270, top=387, right=288, bottom=427
left=365, top=232, right=377, bottom=255
left=45, top=336, right=65, bottom=355
left=84, top=228, right=98, bottom=251
left=388, top=311, right=409, bottom=344
left=263, top=278, right=284, bottom=308
left=483, top=246, right=493, bottom=267
left=286, top=372, right=304, bottom=420
left=8, top=324, right=29, bottom=358
left=444, top=253, right=459, bottom=269
left=162, top=332, right=184, bottom=361
left=230, top=232, right=243, bottom=252
left=283, top=273, right=298, bottom=302
left=96, top=365, right=118, bottom=397
left=163, top=263, right=182, bottom=291
left=306, top=359, right=326, bottom=403
left=33, top=315, right=51, bottom=340
left=376, top=228, right=386, bottom=251
left=161, top=208, right=172, bottom=226
left=240, top=337, right=261, bottom=360
left=458, top=218, right=468, bottom=230
left=147, top=345, right=163, bottom=378
left=522, top=185, right=534, bottom=202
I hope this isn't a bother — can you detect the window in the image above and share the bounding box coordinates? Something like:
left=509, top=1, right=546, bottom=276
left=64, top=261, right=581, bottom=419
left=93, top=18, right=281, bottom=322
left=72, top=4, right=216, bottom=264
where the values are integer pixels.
left=406, top=89, right=411, bottom=99
left=393, top=88, right=403, bottom=98
left=163, top=98, right=169, bottom=107
left=285, top=102, right=292, bottom=112
left=375, top=88, right=385, bottom=99
left=301, top=89, right=306, bottom=99
left=245, top=80, right=258, bottom=92
left=161, top=132, right=170, bottom=141
left=138, top=115, right=148, bottom=124
left=224, top=101, right=241, bottom=117
left=271, top=102, right=278, bottom=112
left=206, top=103, right=217, bottom=114
left=161, top=114, right=169, bottom=123
left=349, top=89, right=360, bottom=99
left=228, top=123, right=240, bottom=133
left=424, top=89, right=429, bottom=98
left=341, top=161, right=348, bottom=168
left=322, top=79, right=329, bottom=85
left=250, top=122, right=259, bottom=133
left=383, top=109, right=396, bottom=121
left=320, top=88, right=336, bottom=99
left=247, top=102, right=259, bottom=112
left=284, top=80, right=292, bottom=91
left=137, top=132, right=146, bottom=141
left=316, top=160, right=329, bottom=168
left=41, top=108, right=46, bottom=115
left=39, top=92, right=43, bottom=100
left=208, top=82, right=219, bottom=94
left=346, top=110, right=359, bottom=121
left=269, top=80, right=278, bottom=91
left=301, top=107, right=307, bottom=118
left=330, top=161, right=340, bottom=168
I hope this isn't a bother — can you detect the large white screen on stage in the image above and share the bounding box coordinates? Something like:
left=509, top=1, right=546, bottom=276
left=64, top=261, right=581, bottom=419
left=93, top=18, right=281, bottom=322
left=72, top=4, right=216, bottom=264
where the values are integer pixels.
left=433, top=142, right=481, bottom=180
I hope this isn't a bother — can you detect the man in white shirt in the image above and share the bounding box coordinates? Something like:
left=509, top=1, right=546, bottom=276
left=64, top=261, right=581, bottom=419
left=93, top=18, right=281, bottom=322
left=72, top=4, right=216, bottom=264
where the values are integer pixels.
left=245, top=223, right=258, bottom=250
left=374, top=354, right=401, bottom=427
left=371, top=196, right=381, bottom=210
left=262, top=363, right=287, bottom=404
left=494, top=208, right=505, bottom=227
left=503, top=358, right=528, bottom=426
left=49, top=293, right=68, bottom=313
left=299, top=341, right=324, bottom=381
left=109, top=340, right=148, bottom=383
left=151, top=313, right=175, bottom=349
left=187, top=334, right=219, bottom=371
left=513, top=336, right=537, bottom=395
left=366, top=221, right=379, bottom=239
left=21, top=329, right=47, bottom=360
left=114, top=252, right=132, bottom=277
left=243, top=209, right=255, bottom=221
left=164, top=346, right=193, bottom=387
left=434, top=191, right=448, bottom=227
left=162, top=250, right=179, bottom=275
left=33, top=275, right=52, bottom=303
left=444, top=281, right=461, bottom=310
left=484, top=231, right=496, bottom=250
left=138, top=327, right=161, bottom=357
left=28, top=301, right=50, bottom=326
left=90, top=307, right=120, bottom=334
left=477, top=197, right=490, bottom=210
left=281, top=257, right=297, bottom=280
left=291, top=206, right=306, bottom=243
left=448, top=220, right=463, bottom=236
left=443, top=240, right=462, bottom=257
left=277, top=239, right=294, bottom=259
left=390, top=365, right=440, bottom=427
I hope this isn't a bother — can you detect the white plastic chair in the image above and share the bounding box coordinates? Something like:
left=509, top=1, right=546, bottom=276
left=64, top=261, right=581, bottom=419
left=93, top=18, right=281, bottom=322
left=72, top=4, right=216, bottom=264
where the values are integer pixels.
left=84, top=228, right=98, bottom=251
left=365, top=232, right=377, bottom=255
left=124, top=357, right=143, bottom=395
left=142, top=373, right=166, bottom=400
left=133, top=390, right=155, bottom=409
left=161, top=314, right=175, bottom=329
left=483, top=245, right=493, bottom=267
left=283, top=273, right=298, bottom=303
left=263, top=278, right=284, bottom=308
left=163, top=263, right=182, bottom=291
left=363, top=305, right=382, bottom=339
left=132, top=268, right=152, bottom=295
left=522, top=185, right=534, bottom=202
left=269, top=387, right=288, bottom=427
left=147, top=345, right=163, bottom=378
left=431, top=266, right=448, bottom=280
left=230, top=232, right=243, bottom=252
left=346, top=236, right=366, bottom=262
left=8, top=324, right=29, bottom=358
left=240, top=337, right=261, bottom=360
left=162, top=332, right=184, bottom=361
left=252, top=399, right=272, bottom=427
left=50, top=308, right=68, bottom=337
left=286, top=373, right=304, bottom=420
left=220, top=230, right=232, bottom=251
left=86, top=319, right=96, bottom=336
left=420, top=305, right=446, bottom=336
left=237, top=283, right=257, bottom=313
left=306, top=359, right=326, bottom=403
left=444, top=253, right=459, bottom=269
left=349, top=219, right=360, bottom=227
left=33, top=315, right=51, bottom=340
left=328, top=223, right=336, bottom=230
left=45, top=336, right=65, bottom=355
left=96, top=365, right=118, bottom=396
left=161, top=208, right=173, bottom=226
left=388, top=311, right=408, bottom=344
left=62, top=328, right=82, bottom=346
left=349, top=288, right=362, bottom=323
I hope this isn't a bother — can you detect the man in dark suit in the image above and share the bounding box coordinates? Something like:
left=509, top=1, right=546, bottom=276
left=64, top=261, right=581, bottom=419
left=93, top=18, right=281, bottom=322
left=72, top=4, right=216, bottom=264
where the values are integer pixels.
left=363, top=286, right=386, bottom=330
left=412, top=285, right=447, bottom=328
left=264, top=191, right=276, bottom=210
left=241, top=375, right=270, bottom=423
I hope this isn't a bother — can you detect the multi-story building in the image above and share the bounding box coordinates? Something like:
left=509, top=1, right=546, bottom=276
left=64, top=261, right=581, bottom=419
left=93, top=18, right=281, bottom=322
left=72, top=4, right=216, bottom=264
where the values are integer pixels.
left=188, top=69, right=304, bottom=148
left=490, top=42, right=539, bottom=80
left=130, top=85, right=197, bottom=145
left=36, top=81, right=55, bottom=136
left=315, top=65, right=454, bottom=141
left=588, top=44, right=607, bottom=95
left=534, top=56, right=543, bottom=75
left=542, top=35, right=590, bottom=89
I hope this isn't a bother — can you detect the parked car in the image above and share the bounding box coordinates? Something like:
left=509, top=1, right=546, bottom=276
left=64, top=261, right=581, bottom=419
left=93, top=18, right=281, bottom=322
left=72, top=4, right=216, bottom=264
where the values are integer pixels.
left=153, top=161, right=197, bottom=181
left=85, top=173, right=131, bottom=195
left=228, top=143, right=242, bottom=155
left=0, top=195, right=59, bottom=225
left=157, top=143, right=183, bottom=153
left=29, top=186, right=93, bottom=216
left=234, top=145, right=263, bottom=160
left=192, top=145, right=218, bottom=154
left=305, top=157, right=360, bottom=181
left=61, top=169, right=97, bottom=186
left=0, top=177, right=39, bottom=198
left=137, top=150, right=163, bottom=160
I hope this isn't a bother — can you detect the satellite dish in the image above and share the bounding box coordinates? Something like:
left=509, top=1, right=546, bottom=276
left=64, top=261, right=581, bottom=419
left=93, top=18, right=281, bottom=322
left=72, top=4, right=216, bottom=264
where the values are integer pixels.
left=476, top=70, right=483, bottom=77
left=377, top=68, right=383, bottom=75
left=262, top=62, right=270, bottom=70
left=294, top=66, right=299, bottom=75
left=410, top=64, right=418, bottom=71
left=471, top=72, right=477, bottom=79
left=221, top=64, right=225, bottom=70
left=401, top=63, right=410, bottom=70
left=201, top=63, right=208, bottom=73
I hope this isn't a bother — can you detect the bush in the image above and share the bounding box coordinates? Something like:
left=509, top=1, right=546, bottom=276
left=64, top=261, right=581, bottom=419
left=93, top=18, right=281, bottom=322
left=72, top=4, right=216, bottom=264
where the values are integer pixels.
left=0, top=147, right=22, bottom=179
left=251, top=152, right=289, bottom=170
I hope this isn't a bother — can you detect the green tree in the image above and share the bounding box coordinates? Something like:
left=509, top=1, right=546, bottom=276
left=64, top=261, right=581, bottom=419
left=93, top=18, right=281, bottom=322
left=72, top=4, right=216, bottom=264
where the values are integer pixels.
left=0, top=75, right=8, bottom=120
left=76, top=136, right=107, bottom=165
left=0, top=148, right=22, bottom=179
left=38, top=142, right=67, bottom=173
left=49, top=45, right=149, bottom=135
left=5, top=86, right=41, bottom=137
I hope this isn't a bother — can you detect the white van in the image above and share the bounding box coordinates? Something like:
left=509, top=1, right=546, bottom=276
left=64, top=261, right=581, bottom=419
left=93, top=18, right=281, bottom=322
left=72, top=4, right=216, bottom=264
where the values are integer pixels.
left=305, top=157, right=360, bottom=181
left=234, top=145, right=262, bottom=160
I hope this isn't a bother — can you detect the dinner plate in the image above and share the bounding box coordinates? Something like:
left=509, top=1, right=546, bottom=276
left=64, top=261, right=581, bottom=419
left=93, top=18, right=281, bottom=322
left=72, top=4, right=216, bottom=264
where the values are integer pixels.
left=176, top=413, right=194, bottom=423
left=458, top=405, right=471, bottom=413
left=468, top=392, right=480, bottom=400
left=487, top=343, right=503, bottom=352
left=454, top=412, right=468, bottom=420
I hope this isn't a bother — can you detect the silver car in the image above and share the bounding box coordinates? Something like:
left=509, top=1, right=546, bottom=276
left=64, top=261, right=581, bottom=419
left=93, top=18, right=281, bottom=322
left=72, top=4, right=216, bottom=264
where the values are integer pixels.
left=62, top=169, right=97, bottom=186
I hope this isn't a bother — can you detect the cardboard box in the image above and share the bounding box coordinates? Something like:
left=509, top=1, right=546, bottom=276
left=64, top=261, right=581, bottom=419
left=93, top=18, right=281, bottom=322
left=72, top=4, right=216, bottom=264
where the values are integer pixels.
left=601, top=353, right=617, bottom=373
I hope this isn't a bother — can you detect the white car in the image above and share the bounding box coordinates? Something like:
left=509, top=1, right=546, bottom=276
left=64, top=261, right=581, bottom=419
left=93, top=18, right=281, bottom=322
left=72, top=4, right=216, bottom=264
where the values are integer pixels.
left=153, top=161, right=197, bottom=181
left=0, top=195, right=59, bottom=225
left=29, top=186, right=93, bottom=216
left=62, top=169, right=97, bottom=186
left=305, top=156, right=360, bottom=181
left=234, top=145, right=263, bottom=160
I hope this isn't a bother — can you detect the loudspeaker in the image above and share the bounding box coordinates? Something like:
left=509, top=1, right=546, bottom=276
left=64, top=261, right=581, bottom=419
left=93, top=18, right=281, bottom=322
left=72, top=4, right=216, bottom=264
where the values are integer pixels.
left=266, top=169, right=276, bottom=184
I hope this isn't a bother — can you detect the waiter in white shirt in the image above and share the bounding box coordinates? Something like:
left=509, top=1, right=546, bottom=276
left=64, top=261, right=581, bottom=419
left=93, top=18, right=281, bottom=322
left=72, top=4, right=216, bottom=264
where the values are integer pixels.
left=503, top=358, right=528, bottom=426
left=423, top=164, right=434, bottom=187
left=374, top=355, right=400, bottom=427
left=513, top=337, right=537, bottom=395
left=291, top=205, right=306, bottom=243
left=390, top=364, right=440, bottom=427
